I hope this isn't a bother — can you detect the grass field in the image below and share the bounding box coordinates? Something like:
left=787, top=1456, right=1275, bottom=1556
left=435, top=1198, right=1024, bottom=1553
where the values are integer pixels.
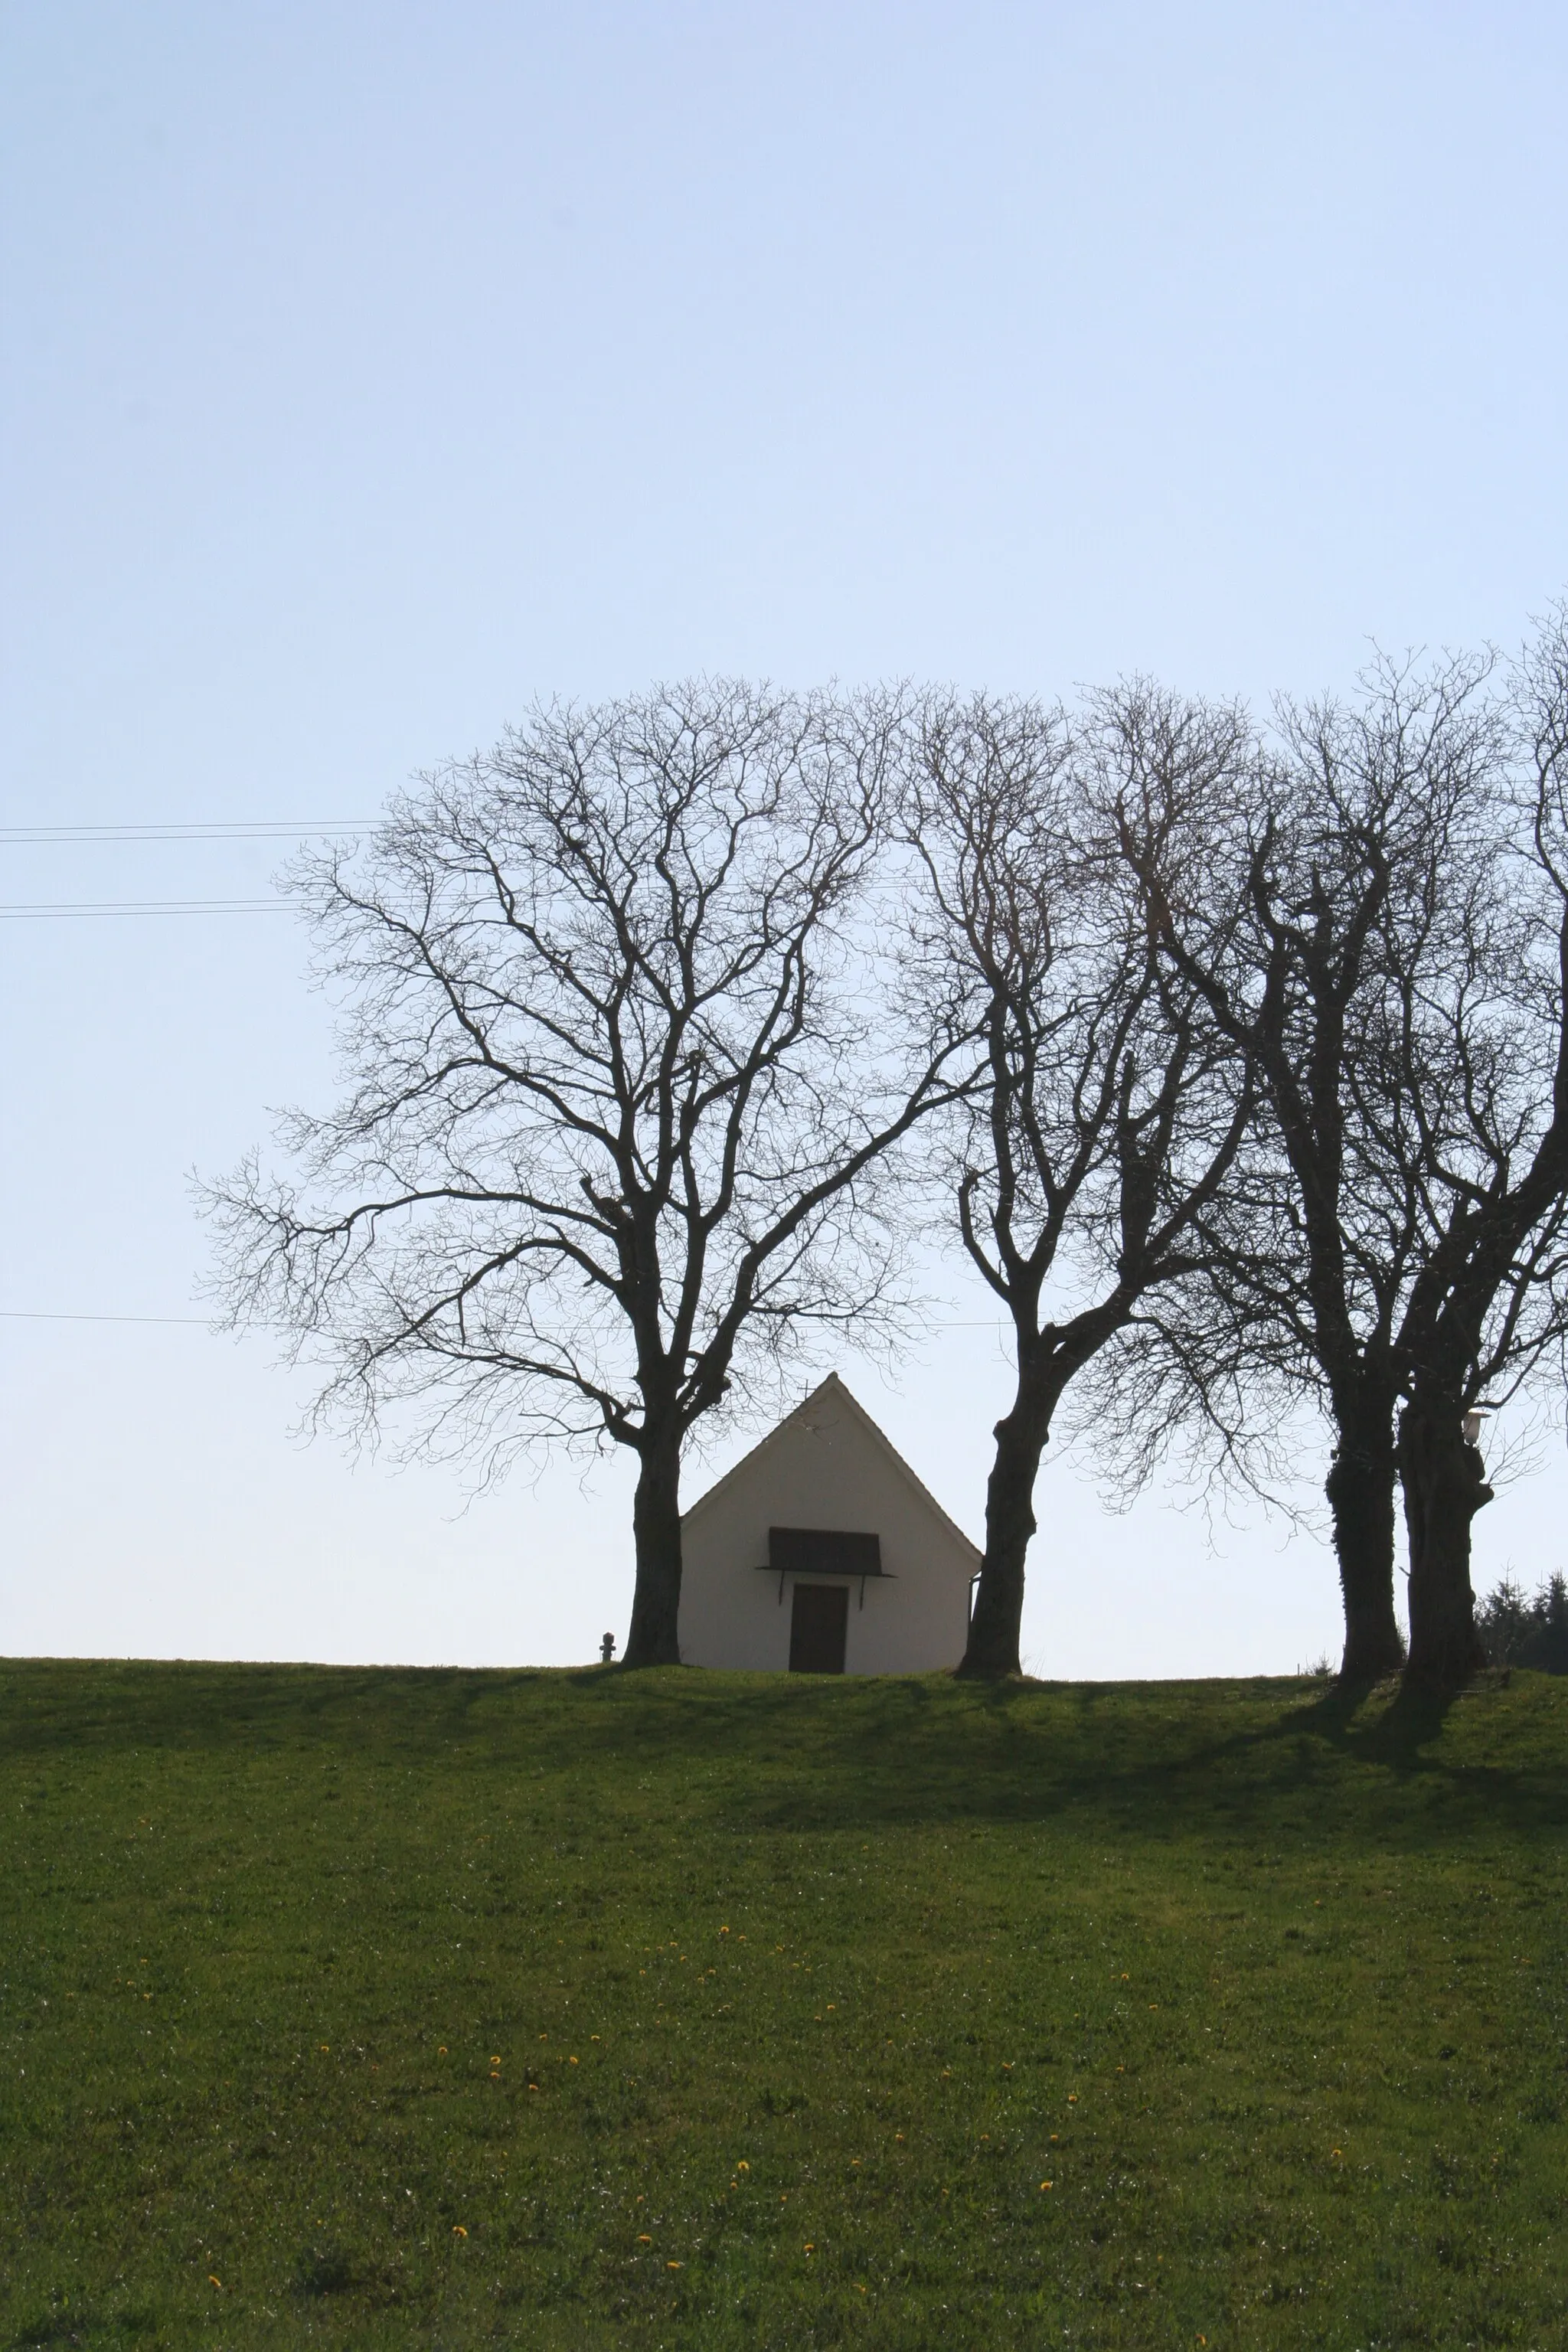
left=2, top=1661, right=1566, bottom=2350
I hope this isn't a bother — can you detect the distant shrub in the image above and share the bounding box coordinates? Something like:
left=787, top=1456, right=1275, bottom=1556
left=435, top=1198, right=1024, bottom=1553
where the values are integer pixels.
left=1475, top=1574, right=1568, bottom=1673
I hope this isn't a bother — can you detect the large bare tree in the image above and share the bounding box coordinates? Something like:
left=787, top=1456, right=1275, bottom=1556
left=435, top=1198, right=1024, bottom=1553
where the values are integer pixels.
left=1116, top=619, right=1568, bottom=1684
left=906, top=687, right=1253, bottom=1679
left=206, top=681, right=969, bottom=1666
left=1394, top=609, right=1568, bottom=1680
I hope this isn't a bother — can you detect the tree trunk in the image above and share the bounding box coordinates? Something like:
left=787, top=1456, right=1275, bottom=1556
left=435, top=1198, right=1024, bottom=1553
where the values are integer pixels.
left=623, top=1429, right=684, bottom=1668
left=1323, top=1409, right=1404, bottom=1680
left=1399, top=1398, right=1491, bottom=1687
left=956, top=1374, right=1052, bottom=1681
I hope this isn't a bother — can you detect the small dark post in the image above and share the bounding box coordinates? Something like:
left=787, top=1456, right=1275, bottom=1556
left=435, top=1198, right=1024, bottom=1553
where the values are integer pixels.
left=599, top=1632, right=616, bottom=1664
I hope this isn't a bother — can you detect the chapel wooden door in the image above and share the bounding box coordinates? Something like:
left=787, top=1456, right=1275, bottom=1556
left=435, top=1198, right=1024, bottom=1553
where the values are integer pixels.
left=789, top=1582, right=848, bottom=1673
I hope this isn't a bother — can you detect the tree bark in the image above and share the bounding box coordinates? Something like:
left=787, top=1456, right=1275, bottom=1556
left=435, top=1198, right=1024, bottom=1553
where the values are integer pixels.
left=1323, top=1405, right=1404, bottom=1680
left=623, top=1427, right=685, bottom=1668
left=1399, top=1398, right=1491, bottom=1687
left=956, top=1373, right=1053, bottom=1680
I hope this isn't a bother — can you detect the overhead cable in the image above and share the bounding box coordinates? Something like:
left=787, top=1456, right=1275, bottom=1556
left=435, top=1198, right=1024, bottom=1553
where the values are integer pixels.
left=0, top=820, right=372, bottom=844
left=0, top=899, right=302, bottom=919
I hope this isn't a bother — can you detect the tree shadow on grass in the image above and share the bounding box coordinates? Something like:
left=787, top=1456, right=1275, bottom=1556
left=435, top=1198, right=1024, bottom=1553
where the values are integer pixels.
left=0, top=1658, right=557, bottom=1760
left=690, top=1668, right=1568, bottom=1848
left=2, top=1657, right=1563, bottom=1852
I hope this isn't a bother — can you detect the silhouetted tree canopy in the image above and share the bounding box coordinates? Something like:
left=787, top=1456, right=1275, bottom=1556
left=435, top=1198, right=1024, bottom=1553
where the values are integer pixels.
left=207, top=681, right=969, bottom=1665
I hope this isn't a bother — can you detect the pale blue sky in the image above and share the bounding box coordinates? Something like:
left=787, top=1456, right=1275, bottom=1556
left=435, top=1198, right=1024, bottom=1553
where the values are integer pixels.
left=3, top=2, right=1565, bottom=1670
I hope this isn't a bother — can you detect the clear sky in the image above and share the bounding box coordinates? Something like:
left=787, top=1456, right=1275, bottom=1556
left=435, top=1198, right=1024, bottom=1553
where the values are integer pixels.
left=3, top=0, right=1566, bottom=1673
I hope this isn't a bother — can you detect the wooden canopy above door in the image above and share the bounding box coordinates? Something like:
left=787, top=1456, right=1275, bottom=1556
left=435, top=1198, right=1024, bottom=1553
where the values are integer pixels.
left=765, top=1527, right=884, bottom=1576
left=758, top=1526, right=889, bottom=1608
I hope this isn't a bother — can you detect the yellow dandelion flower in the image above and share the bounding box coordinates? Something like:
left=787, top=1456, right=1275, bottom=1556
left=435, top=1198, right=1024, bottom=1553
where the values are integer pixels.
left=667, top=2259, right=682, bottom=2270
left=737, top=2160, right=749, bottom=2171
left=638, top=2233, right=652, bottom=2244
left=207, top=2275, right=222, bottom=2289
left=452, top=2224, right=467, bottom=2238
left=1040, top=2181, right=1053, bottom=2191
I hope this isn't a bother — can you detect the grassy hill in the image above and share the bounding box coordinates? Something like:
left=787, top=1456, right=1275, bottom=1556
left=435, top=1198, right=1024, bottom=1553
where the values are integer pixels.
left=2, top=1661, right=1566, bottom=2350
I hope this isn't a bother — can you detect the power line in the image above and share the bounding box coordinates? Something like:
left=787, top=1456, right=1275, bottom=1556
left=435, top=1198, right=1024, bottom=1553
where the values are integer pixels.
left=0, top=1309, right=214, bottom=1326
left=0, top=898, right=302, bottom=919
left=0, top=820, right=373, bottom=844
left=5, top=1306, right=1007, bottom=1330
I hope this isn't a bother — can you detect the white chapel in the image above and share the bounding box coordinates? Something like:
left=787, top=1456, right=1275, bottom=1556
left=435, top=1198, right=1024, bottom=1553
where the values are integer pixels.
left=675, top=1374, right=980, bottom=1674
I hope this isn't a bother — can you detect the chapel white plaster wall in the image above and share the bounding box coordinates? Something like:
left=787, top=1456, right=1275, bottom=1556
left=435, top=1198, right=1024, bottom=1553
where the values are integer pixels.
left=675, top=1386, right=974, bottom=1673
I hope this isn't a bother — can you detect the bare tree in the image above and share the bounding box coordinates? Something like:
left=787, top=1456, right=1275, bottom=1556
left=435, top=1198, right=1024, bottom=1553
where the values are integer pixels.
left=906, top=688, right=1253, bottom=1680
left=1118, top=620, right=1568, bottom=1685
left=205, top=681, right=969, bottom=1667
left=1394, top=608, right=1568, bottom=1680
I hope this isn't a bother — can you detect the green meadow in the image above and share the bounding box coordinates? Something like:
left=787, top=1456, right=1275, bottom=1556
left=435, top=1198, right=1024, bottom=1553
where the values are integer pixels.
left=2, top=1660, right=1565, bottom=2350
